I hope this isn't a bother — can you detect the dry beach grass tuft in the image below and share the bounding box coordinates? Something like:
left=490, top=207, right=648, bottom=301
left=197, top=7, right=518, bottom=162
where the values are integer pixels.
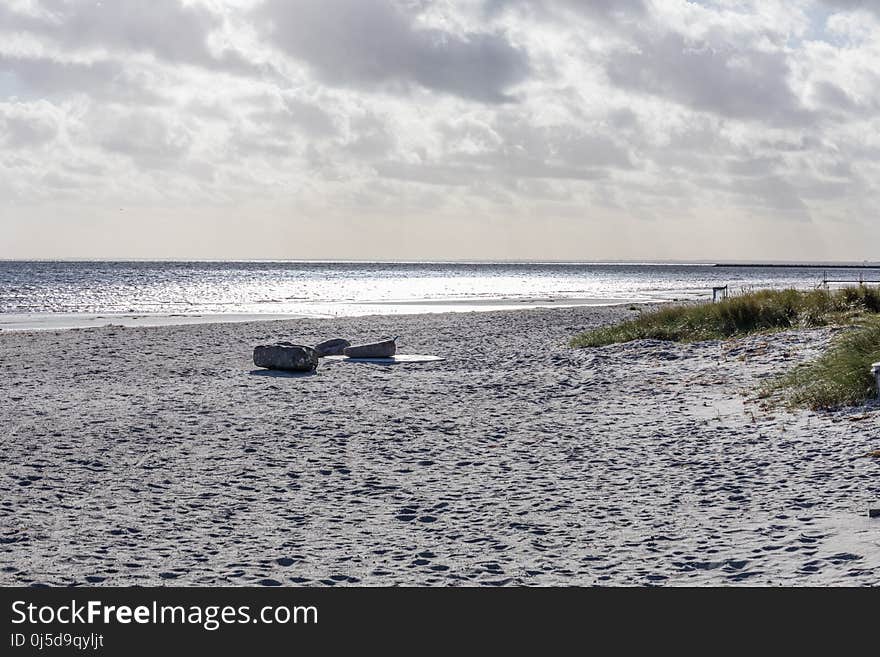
left=572, top=287, right=880, bottom=408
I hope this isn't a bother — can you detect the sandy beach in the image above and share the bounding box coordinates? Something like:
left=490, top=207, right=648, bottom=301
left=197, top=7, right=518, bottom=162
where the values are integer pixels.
left=1, top=305, right=879, bottom=586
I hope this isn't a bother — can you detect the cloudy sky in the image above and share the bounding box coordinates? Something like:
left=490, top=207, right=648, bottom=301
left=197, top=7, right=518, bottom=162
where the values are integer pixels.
left=1, top=0, right=878, bottom=261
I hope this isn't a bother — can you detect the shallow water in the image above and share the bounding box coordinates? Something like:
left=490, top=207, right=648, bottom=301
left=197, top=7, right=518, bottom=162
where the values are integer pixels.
left=1, top=260, right=877, bottom=320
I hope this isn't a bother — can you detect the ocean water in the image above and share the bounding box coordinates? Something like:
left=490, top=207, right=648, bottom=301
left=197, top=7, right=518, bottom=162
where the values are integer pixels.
left=1, top=260, right=878, bottom=323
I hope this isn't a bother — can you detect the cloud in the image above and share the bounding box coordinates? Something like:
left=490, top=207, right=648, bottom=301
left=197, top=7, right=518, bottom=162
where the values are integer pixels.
left=88, top=107, right=193, bottom=169
left=258, top=0, right=529, bottom=103
left=1, top=0, right=879, bottom=260
left=0, top=100, right=61, bottom=148
left=0, top=0, right=255, bottom=73
left=0, top=54, right=162, bottom=103
left=486, top=0, right=646, bottom=22
left=605, top=30, right=812, bottom=125
left=818, top=0, right=880, bottom=15
left=731, top=175, right=810, bottom=216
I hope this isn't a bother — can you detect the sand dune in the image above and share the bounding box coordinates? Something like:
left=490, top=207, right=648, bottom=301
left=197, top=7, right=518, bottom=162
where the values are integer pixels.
left=1, top=305, right=878, bottom=586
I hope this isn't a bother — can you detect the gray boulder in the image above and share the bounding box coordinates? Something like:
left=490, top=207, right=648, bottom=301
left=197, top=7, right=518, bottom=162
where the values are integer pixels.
left=343, top=337, right=397, bottom=358
left=253, top=343, right=318, bottom=372
left=314, top=338, right=351, bottom=357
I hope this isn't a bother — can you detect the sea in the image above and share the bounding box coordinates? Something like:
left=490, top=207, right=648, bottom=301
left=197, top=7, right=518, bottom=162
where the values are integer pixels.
left=1, top=260, right=879, bottom=329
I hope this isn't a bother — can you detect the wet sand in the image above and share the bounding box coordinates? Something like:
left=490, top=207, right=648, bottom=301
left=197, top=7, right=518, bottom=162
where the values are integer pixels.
left=1, top=305, right=879, bottom=586
left=0, top=295, right=652, bottom=332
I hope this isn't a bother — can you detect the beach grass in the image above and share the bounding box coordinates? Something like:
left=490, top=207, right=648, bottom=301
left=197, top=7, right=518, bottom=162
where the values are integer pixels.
left=570, top=287, right=880, bottom=348
left=762, top=318, right=880, bottom=409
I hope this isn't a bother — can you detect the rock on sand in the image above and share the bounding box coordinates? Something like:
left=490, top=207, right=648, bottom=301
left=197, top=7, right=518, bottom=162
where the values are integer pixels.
left=314, top=338, right=351, bottom=357
left=253, top=343, right=318, bottom=371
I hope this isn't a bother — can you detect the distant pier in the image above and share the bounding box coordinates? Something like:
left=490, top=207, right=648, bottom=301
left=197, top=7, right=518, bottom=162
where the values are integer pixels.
left=714, top=263, right=880, bottom=269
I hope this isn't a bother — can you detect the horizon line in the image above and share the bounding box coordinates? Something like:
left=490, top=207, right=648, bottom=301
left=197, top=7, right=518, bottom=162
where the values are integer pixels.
left=1, top=258, right=880, bottom=268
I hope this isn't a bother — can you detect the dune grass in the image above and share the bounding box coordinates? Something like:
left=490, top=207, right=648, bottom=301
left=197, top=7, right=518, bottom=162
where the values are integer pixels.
left=570, top=286, right=880, bottom=409
left=570, top=287, right=880, bottom=348
left=762, top=318, right=880, bottom=409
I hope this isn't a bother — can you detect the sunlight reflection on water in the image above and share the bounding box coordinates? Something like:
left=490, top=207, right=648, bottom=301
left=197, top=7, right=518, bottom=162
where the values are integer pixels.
left=0, top=261, right=874, bottom=318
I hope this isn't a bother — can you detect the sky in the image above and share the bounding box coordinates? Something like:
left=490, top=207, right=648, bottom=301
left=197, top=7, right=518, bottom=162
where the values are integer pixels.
left=1, top=0, right=879, bottom=261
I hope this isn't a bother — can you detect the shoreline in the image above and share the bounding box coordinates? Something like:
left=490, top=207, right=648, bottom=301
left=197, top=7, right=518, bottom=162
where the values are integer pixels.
left=0, top=297, right=663, bottom=332
left=0, top=312, right=309, bottom=333
left=1, top=304, right=878, bottom=586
